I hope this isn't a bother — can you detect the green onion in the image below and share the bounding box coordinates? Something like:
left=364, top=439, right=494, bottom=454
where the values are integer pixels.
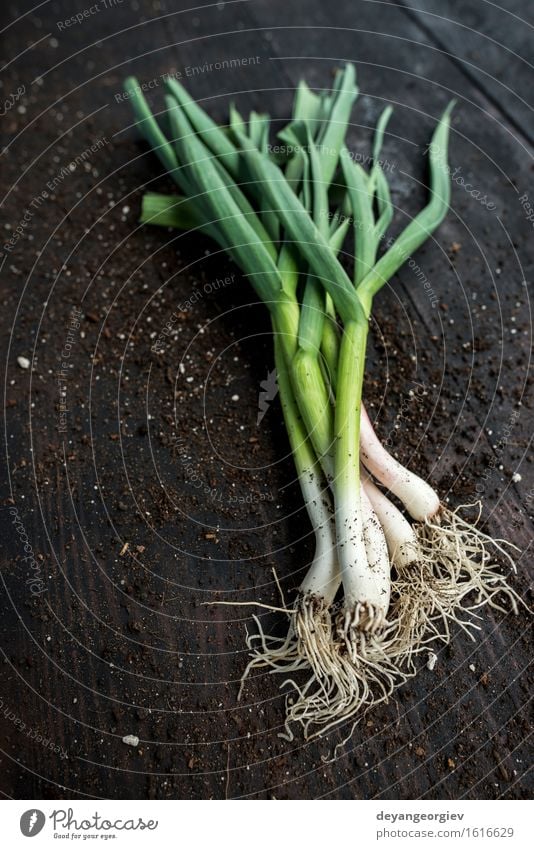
left=126, top=67, right=521, bottom=740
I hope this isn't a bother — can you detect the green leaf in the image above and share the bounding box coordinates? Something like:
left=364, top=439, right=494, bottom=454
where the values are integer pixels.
left=314, top=64, right=359, bottom=186
left=165, top=94, right=282, bottom=304
left=369, top=106, right=394, bottom=244
left=296, top=129, right=331, bottom=353
left=139, top=192, right=230, bottom=254
left=276, top=243, right=299, bottom=299
left=292, top=80, right=322, bottom=125
left=329, top=215, right=350, bottom=252
left=166, top=93, right=278, bottom=261
left=373, top=167, right=393, bottom=243
left=140, top=192, right=199, bottom=230
left=307, top=127, right=329, bottom=237
left=372, top=105, right=393, bottom=163
left=248, top=110, right=270, bottom=151
left=341, top=156, right=376, bottom=286
left=164, top=76, right=239, bottom=177
left=234, top=129, right=364, bottom=324
left=299, top=274, right=326, bottom=355
left=229, top=104, right=247, bottom=136
left=124, top=77, right=181, bottom=180
left=358, top=101, right=455, bottom=311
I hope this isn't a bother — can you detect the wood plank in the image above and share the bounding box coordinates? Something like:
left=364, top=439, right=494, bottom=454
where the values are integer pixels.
left=398, top=0, right=534, bottom=142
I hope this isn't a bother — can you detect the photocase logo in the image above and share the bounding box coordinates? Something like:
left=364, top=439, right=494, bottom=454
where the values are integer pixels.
left=257, top=368, right=278, bottom=425
left=20, top=809, right=46, bottom=837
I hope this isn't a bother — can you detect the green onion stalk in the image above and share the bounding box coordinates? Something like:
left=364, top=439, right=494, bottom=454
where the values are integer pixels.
left=124, top=74, right=344, bottom=676
left=125, top=67, right=521, bottom=740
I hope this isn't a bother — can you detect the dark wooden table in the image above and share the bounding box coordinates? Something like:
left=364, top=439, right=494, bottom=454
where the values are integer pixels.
left=1, top=0, right=532, bottom=800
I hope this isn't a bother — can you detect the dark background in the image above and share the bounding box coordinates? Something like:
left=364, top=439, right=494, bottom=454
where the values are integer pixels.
left=1, top=0, right=532, bottom=800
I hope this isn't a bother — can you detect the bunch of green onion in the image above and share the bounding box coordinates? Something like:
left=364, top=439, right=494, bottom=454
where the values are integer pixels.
left=125, top=66, right=520, bottom=739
